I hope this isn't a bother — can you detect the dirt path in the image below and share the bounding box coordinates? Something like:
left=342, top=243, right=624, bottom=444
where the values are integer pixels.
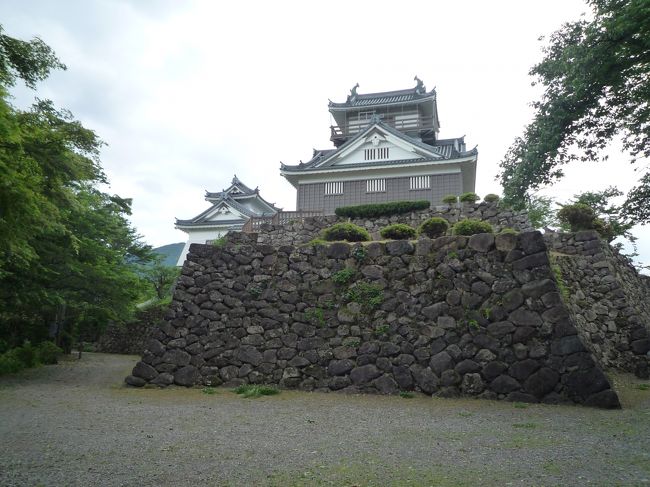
left=0, top=353, right=649, bottom=486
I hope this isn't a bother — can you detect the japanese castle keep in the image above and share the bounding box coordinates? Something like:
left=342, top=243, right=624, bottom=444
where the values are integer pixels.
left=280, top=78, right=478, bottom=214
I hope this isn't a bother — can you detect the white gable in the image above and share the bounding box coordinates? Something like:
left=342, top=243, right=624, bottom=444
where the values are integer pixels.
left=320, top=125, right=441, bottom=167
left=201, top=202, right=246, bottom=222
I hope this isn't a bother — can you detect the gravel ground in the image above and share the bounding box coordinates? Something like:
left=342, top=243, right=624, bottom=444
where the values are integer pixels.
left=0, top=353, right=649, bottom=487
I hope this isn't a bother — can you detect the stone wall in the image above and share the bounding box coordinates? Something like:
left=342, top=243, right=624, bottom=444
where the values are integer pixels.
left=127, top=231, right=619, bottom=408
left=256, top=201, right=533, bottom=247
left=96, top=305, right=165, bottom=355
left=545, top=231, right=650, bottom=377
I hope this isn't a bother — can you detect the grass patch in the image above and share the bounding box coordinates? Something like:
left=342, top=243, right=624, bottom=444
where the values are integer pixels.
left=202, top=387, right=218, bottom=395
left=636, top=383, right=650, bottom=391
left=513, top=402, right=528, bottom=409
left=233, top=384, right=280, bottom=398
left=399, top=391, right=414, bottom=399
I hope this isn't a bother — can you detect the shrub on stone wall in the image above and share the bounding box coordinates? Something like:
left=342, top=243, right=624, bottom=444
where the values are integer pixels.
left=417, top=217, right=450, bottom=238
left=459, top=192, right=480, bottom=203
left=557, top=203, right=597, bottom=232
left=442, top=195, right=458, bottom=204
left=452, top=219, right=493, bottom=236
left=322, top=223, right=371, bottom=242
left=484, top=193, right=500, bottom=203
left=380, top=223, right=416, bottom=240
left=334, top=200, right=430, bottom=218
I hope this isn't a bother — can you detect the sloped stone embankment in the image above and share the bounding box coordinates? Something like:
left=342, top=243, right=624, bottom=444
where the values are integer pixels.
left=127, top=231, right=620, bottom=408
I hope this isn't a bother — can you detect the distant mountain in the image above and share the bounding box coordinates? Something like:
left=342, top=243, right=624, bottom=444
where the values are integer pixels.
left=153, top=242, right=184, bottom=267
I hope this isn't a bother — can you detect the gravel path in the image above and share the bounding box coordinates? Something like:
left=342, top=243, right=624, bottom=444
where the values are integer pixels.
left=0, top=353, right=649, bottom=486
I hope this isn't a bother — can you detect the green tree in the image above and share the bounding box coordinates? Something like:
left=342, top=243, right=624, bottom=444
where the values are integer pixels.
left=0, top=26, right=151, bottom=349
left=524, top=194, right=558, bottom=230
left=498, top=0, right=650, bottom=215
left=142, top=257, right=180, bottom=300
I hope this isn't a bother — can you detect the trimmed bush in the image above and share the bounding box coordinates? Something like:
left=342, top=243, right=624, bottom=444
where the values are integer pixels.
left=36, top=341, right=63, bottom=365
left=557, top=203, right=596, bottom=231
left=484, top=193, right=500, bottom=203
left=452, top=219, right=493, bottom=236
left=442, top=195, right=458, bottom=204
left=380, top=223, right=416, bottom=240
left=335, top=200, right=430, bottom=218
left=418, top=217, right=450, bottom=238
left=322, top=223, right=370, bottom=242
left=459, top=192, right=480, bottom=203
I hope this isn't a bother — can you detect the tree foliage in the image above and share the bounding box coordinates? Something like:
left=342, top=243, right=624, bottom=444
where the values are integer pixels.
left=499, top=0, right=650, bottom=215
left=141, top=257, right=180, bottom=300
left=0, top=26, right=151, bottom=349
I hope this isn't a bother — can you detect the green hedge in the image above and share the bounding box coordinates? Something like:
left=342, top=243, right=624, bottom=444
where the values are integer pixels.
left=335, top=200, right=430, bottom=218
left=452, top=219, right=493, bottom=236
left=418, top=217, right=450, bottom=238
left=484, top=193, right=500, bottom=203
left=322, top=223, right=371, bottom=242
left=380, top=224, right=417, bottom=240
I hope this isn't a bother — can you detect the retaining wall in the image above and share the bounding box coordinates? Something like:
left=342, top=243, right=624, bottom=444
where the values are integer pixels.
left=127, top=231, right=620, bottom=408
left=545, top=231, right=650, bottom=377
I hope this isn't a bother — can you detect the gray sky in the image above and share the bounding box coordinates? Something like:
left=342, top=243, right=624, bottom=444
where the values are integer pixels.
left=2, top=0, right=649, bottom=265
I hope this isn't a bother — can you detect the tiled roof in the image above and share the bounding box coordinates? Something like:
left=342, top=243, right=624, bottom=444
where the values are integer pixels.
left=205, top=174, right=257, bottom=199
left=175, top=218, right=246, bottom=227
left=280, top=120, right=476, bottom=173
left=329, top=87, right=435, bottom=109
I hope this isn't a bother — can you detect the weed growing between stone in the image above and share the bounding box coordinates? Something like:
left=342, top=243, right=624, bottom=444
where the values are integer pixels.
left=212, top=236, right=227, bottom=247
left=305, top=307, right=326, bottom=327
left=373, top=324, right=390, bottom=337
left=344, top=282, right=383, bottom=310
left=332, top=268, right=356, bottom=286
left=549, top=256, right=571, bottom=301
left=351, top=245, right=367, bottom=262
left=233, top=384, right=280, bottom=398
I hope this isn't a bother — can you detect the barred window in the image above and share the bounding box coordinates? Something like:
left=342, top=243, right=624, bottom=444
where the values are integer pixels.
left=366, top=179, right=386, bottom=193
left=364, top=147, right=389, bottom=161
left=324, top=181, right=343, bottom=196
left=409, top=175, right=431, bottom=190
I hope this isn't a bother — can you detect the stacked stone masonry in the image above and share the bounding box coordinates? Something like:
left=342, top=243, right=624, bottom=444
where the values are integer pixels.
left=127, top=231, right=621, bottom=408
left=256, top=201, right=533, bottom=248
left=545, top=231, right=650, bottom=378
left=96, top=306, right=165, bottom=355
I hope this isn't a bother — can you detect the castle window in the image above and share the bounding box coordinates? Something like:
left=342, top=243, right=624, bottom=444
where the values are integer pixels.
left=324, top=181, right=343, bottom=196
left=366, top=179, right=386, bottom=193
left=409, top=175, right=430, bottom=190
left=364, top=147, right=389, bottom=161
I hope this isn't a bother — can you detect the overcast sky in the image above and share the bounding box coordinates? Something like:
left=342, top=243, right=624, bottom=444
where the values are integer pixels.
left=2, top=0, right=648, bottom=266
